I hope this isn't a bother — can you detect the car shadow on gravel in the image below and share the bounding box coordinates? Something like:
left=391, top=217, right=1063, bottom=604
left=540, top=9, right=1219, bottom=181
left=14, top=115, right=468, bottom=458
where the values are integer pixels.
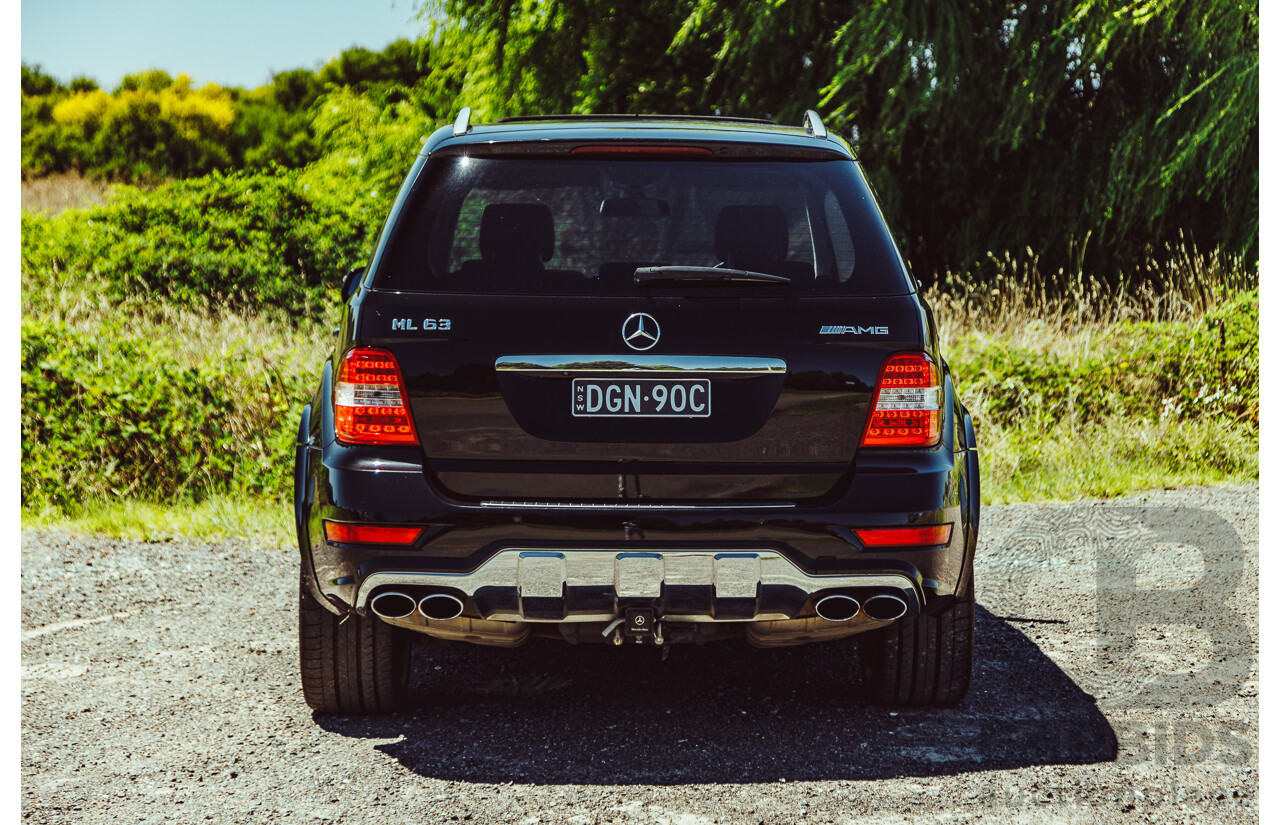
left=316, top=605, right=1116, bottom=784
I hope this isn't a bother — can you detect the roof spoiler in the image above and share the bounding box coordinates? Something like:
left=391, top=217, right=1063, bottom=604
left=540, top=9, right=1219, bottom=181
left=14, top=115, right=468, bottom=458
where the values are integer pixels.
left=470, top=109, right=831, bottom=138
left=430, top=107, right=848, bottom=159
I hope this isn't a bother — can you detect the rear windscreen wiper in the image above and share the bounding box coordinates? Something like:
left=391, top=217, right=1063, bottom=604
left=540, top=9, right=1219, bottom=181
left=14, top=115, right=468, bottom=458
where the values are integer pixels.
left=634, top=266, right=791, bottom=286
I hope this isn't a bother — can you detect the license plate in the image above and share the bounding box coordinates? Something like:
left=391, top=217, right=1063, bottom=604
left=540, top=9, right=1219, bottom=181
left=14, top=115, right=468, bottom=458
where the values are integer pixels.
left=571, top=378, right=711, bottom=418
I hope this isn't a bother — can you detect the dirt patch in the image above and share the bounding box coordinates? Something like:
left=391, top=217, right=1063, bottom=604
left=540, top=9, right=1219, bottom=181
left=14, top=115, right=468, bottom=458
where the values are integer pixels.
left=21, top=171, right=112, bottom=215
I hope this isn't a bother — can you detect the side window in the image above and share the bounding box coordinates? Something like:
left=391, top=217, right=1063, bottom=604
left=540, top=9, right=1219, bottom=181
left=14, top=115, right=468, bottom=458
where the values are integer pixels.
left=824, top=191, right=856, bottom=281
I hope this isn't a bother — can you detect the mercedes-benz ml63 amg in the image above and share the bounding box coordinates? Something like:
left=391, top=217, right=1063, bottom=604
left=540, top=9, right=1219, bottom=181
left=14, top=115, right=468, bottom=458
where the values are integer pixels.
left=294, top=110, right=981, bottom=712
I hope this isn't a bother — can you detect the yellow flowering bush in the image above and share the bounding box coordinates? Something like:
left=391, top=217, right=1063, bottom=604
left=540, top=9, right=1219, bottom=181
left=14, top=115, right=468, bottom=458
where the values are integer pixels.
left=51, top=90, right=112, bottom=128
left=54, top=80, right=234, bottom=136
left=42, top=75, right=239, bottom=179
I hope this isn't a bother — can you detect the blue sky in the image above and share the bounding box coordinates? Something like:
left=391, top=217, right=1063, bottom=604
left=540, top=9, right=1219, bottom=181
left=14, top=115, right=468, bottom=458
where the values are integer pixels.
left=21, top=0, right=428, bottom=90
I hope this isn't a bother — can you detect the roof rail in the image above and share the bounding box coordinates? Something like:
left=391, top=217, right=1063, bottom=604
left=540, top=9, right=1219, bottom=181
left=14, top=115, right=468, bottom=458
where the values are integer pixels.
left=802, top=109, right=827, bottom=139
left=452, top=107, right=472, bottom=137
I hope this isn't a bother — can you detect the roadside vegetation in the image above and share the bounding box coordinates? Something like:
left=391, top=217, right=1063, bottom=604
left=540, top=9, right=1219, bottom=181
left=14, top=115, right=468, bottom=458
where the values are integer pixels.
left=933, top=255, right=1257, bottom=503
left=20, top=0, right=1257, bottom=542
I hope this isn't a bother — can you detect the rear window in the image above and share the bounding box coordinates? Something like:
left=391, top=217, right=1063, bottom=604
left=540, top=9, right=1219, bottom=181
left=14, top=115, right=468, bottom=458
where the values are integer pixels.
left=373, top=156, right=912, bottom=296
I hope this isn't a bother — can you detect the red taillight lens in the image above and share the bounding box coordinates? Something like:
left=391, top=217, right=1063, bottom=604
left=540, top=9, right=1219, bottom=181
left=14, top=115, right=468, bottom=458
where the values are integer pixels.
left=861, top=352, right=942, bottom=447
left=334, top=347, right=417, bottom=445
left=855, top=525, right=953, bottom=547
left=324, top=521, right=424, bottom=545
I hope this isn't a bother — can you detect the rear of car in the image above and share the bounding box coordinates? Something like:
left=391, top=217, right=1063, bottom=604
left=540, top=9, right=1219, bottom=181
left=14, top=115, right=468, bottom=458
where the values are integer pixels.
left=294, top=112, right=980, bottom=713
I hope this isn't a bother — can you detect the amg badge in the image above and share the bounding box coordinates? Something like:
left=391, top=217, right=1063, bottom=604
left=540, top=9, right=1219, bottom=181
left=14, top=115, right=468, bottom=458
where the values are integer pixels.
left=820, top=325, right=889, bottom=335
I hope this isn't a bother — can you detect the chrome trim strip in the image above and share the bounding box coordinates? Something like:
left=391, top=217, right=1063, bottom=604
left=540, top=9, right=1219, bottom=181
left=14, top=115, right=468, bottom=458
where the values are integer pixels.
left=494, top=354, right=787, bottom=375
left=355, top=549, right=919, bottom=622
left=478, top=500, right=795, bottom=511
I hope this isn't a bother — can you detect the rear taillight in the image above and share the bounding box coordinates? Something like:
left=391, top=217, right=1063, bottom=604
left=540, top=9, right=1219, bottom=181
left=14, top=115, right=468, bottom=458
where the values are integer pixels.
left=861, top=352, right=942, bottom=448
left=334, top=347, right=418, bottom=445
left=324, top=521, right=423, bottom=545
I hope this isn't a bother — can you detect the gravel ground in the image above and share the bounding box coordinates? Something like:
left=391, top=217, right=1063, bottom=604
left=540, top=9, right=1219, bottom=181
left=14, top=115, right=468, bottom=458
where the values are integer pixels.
left=22, top=485, right=1258, bottom=824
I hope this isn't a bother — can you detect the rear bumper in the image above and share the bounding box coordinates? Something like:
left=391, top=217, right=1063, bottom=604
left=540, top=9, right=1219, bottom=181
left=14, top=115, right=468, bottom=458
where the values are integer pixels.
left=299, top=433, right=976, bottom=618
left=355, top=548, right=921, bottom=622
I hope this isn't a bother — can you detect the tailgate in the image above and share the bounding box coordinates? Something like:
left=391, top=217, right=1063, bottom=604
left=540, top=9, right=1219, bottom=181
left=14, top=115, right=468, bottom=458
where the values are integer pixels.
left=357, top=292, right=925, bottom=502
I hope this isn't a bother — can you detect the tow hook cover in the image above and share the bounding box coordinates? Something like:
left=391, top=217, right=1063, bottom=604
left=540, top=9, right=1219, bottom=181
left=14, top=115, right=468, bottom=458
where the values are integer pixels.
left=625, top=607, right=656, bottom=637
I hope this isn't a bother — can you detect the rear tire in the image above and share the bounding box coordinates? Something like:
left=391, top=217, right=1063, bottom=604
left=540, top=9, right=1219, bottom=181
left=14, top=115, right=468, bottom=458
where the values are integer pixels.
left=298, top=572, right=411, bottom=713
left=858, top=578, right=974, bottom=706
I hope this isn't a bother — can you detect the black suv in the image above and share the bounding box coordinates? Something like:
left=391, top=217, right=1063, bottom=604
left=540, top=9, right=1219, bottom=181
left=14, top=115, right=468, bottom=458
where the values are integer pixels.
left=294, top=110, right=980, bottom=713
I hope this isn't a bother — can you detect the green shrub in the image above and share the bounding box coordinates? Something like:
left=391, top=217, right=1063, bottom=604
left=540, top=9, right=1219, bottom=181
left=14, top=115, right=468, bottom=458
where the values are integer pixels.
left=1106, top=290, right=1259, bottom=425
left=21, top=316, right=316, bottom=512
left=21, top=168, right=375, bottom=316
left=302, top=87, right=431, bottom=215
left=22, top=63, right=59, bottom=96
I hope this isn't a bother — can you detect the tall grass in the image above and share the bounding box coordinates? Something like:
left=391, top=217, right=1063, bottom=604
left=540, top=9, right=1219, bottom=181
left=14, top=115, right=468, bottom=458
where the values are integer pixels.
left=928, top=234, right=1255, bottom=347
left=931, top=242, right=1258, bottom=503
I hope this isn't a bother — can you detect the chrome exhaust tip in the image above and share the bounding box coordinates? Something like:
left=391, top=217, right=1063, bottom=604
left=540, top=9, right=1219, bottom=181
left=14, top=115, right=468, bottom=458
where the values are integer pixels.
left=814, top=594, right=861, bottom=622
left=862, top=594, right=909, bottom=621
left=418, top=593, right=465, bottom=621
left=369, top=591, right=417, bottom=620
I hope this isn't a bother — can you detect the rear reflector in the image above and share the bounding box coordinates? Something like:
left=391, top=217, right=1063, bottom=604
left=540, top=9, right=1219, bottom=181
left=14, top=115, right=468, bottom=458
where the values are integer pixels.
left=856, top=525, right=953, bottom=547
left=335, top=347, right=418, bottom=445
left=861, top=352, right=942, bottom=447
left=570, top=145, right=714, bottom=157
left=324, top=521, right=423, bottom=545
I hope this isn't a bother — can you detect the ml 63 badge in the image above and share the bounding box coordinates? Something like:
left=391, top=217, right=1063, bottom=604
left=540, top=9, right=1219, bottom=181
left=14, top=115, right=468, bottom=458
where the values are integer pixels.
left=391, top=318, right=452, bottom=331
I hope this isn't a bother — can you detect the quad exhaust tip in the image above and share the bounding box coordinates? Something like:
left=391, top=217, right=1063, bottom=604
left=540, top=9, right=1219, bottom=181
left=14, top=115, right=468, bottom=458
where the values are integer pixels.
left=814, top=594, right=861, bottom=622
left=369, top=591, right=417, bottom=620
left=862, top=594, right=909, bottom=621
left=419, top=593, right=465, bottom=621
